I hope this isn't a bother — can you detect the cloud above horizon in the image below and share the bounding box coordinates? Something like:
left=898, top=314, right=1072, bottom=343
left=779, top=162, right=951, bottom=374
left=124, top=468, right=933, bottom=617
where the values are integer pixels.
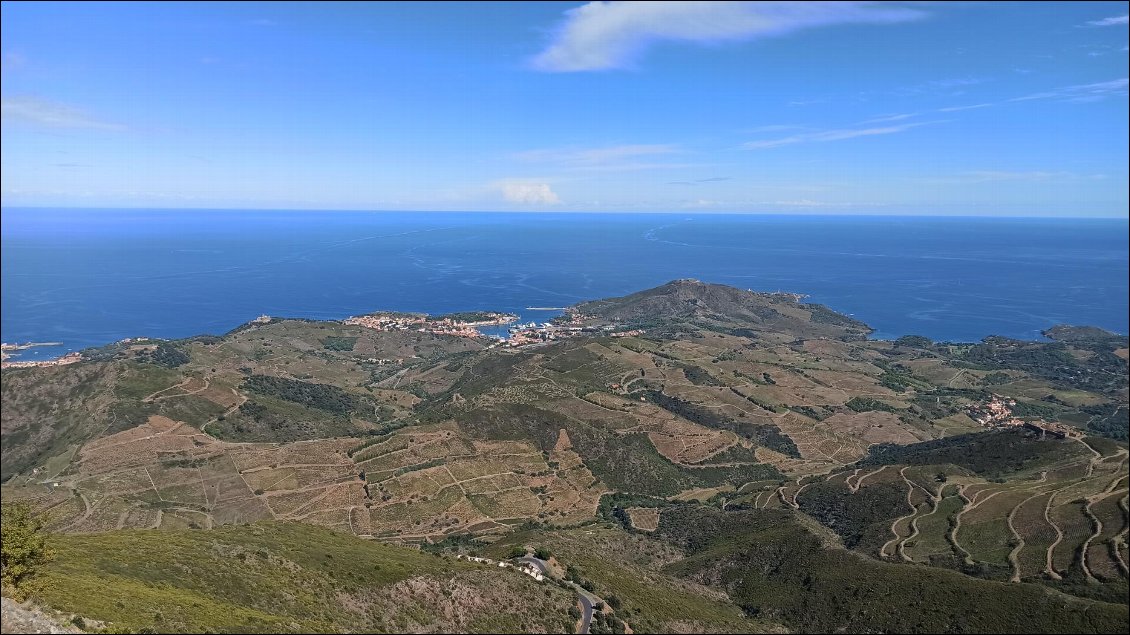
left=531, top=1, right=926, bottom=72
left=514, top=143, right=692, bottom=171
left=1, top=96, right=124, bottom=130
left=957, top=171, right=1107, bottom=183
left=745, top=121, right=933, bottom=149
left=500, top=182, right=562, bottom=205
left=516, top=143, right=677, bottom=165
left=1084, top=15, right=1128, bottom=27
left=1010, top=78, right=1129, bottom=103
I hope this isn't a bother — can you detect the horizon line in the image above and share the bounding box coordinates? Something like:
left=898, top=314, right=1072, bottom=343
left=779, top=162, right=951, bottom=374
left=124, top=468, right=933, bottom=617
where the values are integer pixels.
left=1, top=205, right=1127, bottom=220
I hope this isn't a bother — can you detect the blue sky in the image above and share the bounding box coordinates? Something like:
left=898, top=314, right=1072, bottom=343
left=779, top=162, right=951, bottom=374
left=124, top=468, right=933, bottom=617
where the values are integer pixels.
left=1, top=1, right=1127, bottom=216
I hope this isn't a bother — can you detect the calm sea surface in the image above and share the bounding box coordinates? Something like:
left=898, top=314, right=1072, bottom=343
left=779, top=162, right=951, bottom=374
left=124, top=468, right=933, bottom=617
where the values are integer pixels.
left=2, top=209, right=1127, bottom=360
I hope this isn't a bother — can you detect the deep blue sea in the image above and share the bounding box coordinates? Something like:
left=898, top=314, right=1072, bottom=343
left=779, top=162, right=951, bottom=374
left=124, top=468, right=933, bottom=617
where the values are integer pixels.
left=2, top=209, right=1127, bottom=361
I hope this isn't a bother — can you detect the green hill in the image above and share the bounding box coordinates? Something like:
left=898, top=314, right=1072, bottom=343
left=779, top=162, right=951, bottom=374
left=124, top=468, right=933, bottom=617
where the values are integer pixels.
left=31, top=522, right=577, bottom=634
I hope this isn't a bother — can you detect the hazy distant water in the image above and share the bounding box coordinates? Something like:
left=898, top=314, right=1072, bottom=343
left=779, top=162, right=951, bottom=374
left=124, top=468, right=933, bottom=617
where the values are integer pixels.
left=2, top=209, right=1127, bottom=360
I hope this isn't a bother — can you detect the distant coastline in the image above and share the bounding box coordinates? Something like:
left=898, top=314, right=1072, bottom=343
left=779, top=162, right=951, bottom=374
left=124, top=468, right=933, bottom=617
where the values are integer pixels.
left=2, top=210, right=1126, bottom=354
left=1, top=341, right=64, bottom=361
left=1, top=342, right=80, bottom=369
left=5, top=293, right=1126, bottom=368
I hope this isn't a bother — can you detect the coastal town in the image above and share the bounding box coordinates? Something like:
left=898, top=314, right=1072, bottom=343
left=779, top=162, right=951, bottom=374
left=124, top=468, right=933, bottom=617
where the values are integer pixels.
left=502, top=310, right=644, bottom=347
left=967, top=394, right=1081, bottom=439
left=341, top=307, right=646, bottom=348
left=3, top=309, right=648, bottom=371
left=0, top=342, right=82, bottom=369
left=342, top=311, right=518, bottom=339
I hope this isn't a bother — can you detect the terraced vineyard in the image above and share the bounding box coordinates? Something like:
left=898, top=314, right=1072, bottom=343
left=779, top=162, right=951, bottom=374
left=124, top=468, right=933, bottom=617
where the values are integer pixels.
left=795, top=433, right=1128, bottom=598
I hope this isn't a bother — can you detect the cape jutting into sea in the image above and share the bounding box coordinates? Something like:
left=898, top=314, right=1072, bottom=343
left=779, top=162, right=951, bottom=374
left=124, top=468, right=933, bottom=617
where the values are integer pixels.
left=2, top=208, right=1127, bottom=360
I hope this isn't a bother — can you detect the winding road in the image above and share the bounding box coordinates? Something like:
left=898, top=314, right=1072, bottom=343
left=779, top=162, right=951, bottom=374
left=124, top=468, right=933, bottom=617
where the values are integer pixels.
left=577, top=595, right=595, bottom=635
left=518, top=557, right=595, bottom=634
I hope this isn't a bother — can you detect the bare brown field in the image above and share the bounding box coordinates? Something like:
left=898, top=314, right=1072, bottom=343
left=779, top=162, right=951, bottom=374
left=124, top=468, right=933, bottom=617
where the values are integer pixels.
left=142, top=376, right=208, bottom=402
left=899, top=359, right=987, bottom=388
left=821, top=411, right=927, bottom=445
left=7, top=415, right=365, bottom=536
left=197, top=383, right=242, bottom=408
left=803, top=368, right=891, bottom=395
left=353, top=426, right=605, bottom=539
left=798, top=338, right=858, bottom=360
left=751, top=446, right=811, bottom=475
left=370, top=388, right=422, bottom=408
left=645, top=427, right=738, bottom=465
left=626, top=506, right=660, bottom=531
left=579, top=391, right=637, bottom=411
left=721, top=364, right=856, bottom=406
left=608, top=401, right=739, bottom=465
left=771, top=412, right=869, bottom=467
left=670, top=484, right=734, bottom=502
left=547, top=395, right=638, bottom=430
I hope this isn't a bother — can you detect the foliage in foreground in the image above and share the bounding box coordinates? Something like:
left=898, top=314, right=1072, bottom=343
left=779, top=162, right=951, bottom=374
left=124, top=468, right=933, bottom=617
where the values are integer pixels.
left=1, top=502, right=53, bottom=597
left=30, top=522, right=575, bottom=634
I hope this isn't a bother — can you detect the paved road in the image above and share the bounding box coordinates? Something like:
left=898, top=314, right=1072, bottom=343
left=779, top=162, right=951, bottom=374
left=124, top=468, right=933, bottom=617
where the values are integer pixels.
left=577, top=593, right=594, bottom=634
left=517, top=556, right=550, bottom=575
left=515, top=557, right=594, bottom=634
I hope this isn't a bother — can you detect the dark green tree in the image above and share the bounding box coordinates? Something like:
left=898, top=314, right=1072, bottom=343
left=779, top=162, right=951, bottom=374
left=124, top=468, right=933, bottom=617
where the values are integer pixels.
left=1, top=502, right=53, bottom=596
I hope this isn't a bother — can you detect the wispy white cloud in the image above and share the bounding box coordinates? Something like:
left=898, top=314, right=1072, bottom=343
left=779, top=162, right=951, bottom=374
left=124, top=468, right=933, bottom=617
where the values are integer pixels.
left=531, top=1, right=925, bottom=72
left=1084, top=15, right=1128, bottom=27
left=516, top=143, right=677, bottom=165
left=923, top=171, right=1108, bottom=184
left=937, top=102, right=994, bottom=112
left=933, top=78, right=1128, bottom=114
left=745, top=121, right=933, bottom=149
left=667, top=176, right=732, bottom=185
left=514, top=144, right=696, bottom=171
left=499, top=181, right=562, bottom=205
left=1010, top=78, right=1128, bottom=103
left=1, top=97, right=124, bottom=130
left=742, top=124, right=806, bottom=134
left=862, top=112, right=917, bottom=124
left=889, top=77, right=987, bottom=97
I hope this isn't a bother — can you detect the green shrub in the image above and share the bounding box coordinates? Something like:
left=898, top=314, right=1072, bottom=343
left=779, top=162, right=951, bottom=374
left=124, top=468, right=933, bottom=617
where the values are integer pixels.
left=1, top=502, right=53, bottom=595
left=321, top=336, right=358, bottom=351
